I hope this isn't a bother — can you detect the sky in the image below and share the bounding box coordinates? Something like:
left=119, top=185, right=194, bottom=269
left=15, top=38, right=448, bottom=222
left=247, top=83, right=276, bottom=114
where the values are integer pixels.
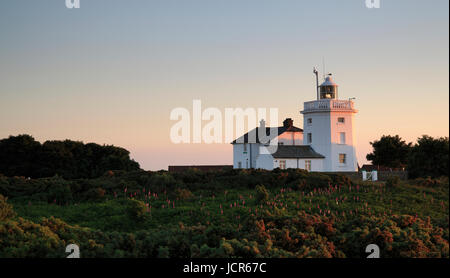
left=0, top=0, right=448, bottom=170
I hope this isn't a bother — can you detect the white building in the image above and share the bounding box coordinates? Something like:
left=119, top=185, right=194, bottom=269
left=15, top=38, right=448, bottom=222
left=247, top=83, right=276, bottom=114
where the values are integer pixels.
left=231, top=71, right=358, bottom=172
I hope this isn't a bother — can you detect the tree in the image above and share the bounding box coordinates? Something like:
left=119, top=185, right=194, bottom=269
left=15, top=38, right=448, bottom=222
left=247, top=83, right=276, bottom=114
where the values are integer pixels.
left=366, top=135, right=412, bottom=168
left=0, top=135, right=140, bottom=179
left=0, top=135, right=41, bottom=177
left=407, top=135, right=449, bottom=179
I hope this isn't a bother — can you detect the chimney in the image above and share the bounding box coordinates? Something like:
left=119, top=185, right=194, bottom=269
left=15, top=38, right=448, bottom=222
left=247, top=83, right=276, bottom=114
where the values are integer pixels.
left=283, top=118, right=293, bottom=128
left=259, top=119, right=266, bottom=129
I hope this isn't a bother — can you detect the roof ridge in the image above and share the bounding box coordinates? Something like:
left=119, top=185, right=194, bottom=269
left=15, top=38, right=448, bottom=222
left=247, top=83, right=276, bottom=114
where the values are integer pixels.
left=231, top=125, right=303, bottom=144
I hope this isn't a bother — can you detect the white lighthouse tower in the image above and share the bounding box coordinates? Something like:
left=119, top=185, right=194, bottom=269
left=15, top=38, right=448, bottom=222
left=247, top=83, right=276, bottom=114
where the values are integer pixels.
left=300, top=70, right=358, bottom=172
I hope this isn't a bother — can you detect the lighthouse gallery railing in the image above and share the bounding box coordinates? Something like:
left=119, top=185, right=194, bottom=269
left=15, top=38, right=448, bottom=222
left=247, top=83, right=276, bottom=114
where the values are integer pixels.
left=303, top=99, right=355, bottom=111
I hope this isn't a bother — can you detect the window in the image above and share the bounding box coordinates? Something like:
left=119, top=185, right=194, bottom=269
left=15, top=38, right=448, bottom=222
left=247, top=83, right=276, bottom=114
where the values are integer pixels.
left=307, top=133, right=312, bottom=144
left=338, top=117, right=345, bottom=123
left=339, top=154, right=347, bottom=164
left=339, top=132, right=346, bottom=144
left=238, top=162, right=242, bottom=169
left=243, top=144, right=247, bottom=152
left=279, top=160, right=286, bottom=170
left=305, top=160, right=311, bottom=172
left=307, top=118, right=312, bottom=125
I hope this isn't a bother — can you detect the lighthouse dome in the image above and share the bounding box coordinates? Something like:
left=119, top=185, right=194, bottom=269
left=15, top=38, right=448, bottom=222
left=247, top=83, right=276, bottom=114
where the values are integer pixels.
left=320, top=75, right=338, bottom=87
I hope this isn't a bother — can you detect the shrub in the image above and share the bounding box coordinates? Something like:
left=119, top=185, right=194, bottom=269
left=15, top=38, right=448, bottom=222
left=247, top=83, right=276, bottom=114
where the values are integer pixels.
left=150, top=173, right=177, bottom=191
left=0, top=194, right=16, bottom=221
left=413, top=176, right=448, bottom=187
left=385, top=176, right=400, bottom=188
left=326, top=173, right=353, bottom=187
left=157, top=246, right=170, bottom=258
left=255, top=185, right=269, bottom=204
left=175, top=188, right=193, bottom=200
left=295, top=179, right=308, bottom=191
left=126, top=199, right=148, bottom=222
left=84, top=187, right=106, bottom=201
left=47, top=182, right=73, bottom=204
left=305, top=173, right=332, bottom=189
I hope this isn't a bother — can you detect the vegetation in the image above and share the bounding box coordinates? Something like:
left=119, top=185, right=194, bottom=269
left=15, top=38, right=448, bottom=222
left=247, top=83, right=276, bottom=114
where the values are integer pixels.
left=0, top=169, right=448, bottom=258
left=366, top=135, right=449, bottom=178
left=0, top=134, right=447, bottom=258
left=366, top=135, right=411, bottom=168
left=0, top=135, right=140, bottom=179
left=0, top=194, right=16, bottom=221
left=408, top=135, right=449, bottom=179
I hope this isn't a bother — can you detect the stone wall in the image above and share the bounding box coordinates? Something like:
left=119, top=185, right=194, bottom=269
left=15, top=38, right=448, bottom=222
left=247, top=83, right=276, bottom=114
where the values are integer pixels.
left=168, top=165, right=233, bottom=173
left=376, top=170, right=408, bottom=181
left=323, top=171, right=408, bottom=181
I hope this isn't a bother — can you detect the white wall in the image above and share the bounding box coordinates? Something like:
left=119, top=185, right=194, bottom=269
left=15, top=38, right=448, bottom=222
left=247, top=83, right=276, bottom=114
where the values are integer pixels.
left=273, top=158, right=323, bottom=171
left=233, top=143, right=261, bottom=169
left=233, top=130, right=303, bottom=170
left=302, top=110, right=357, bottom=172
left=234, top=143, right=325, bottom=171
left=329, top=112, right=358, bottom=171
left=233, top=144, right=246, bottom=169
left=303, top=112, right=332, bottom=170
left=255, top=153, right=274, bottom=170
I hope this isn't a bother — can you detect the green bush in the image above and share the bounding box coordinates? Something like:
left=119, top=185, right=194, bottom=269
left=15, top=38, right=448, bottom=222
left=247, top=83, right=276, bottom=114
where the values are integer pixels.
left=0, top=194, right=16, bottom=221
left=150, top=173, right=177, bottom=191
left=47, top=182, right=73, bottom=205
left=305, top=173, right=332, bottom=189
left=157, top=246, right=170, bottom=258
left=385, top=176, right=400, bottom=187
left=255, top=185, right=269, bottom=204
left=84, top=187, right=106, bottom=201
left=126, top=199, right=148, bottom=222
left=326, top=173, right=354, bottom=187
left=413, top=176, right=448, bottom=187
left=175, top=188, right=193, bottom=200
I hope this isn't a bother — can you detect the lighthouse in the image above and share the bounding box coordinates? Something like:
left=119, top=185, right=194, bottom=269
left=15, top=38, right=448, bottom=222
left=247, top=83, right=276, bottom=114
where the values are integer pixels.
left=231, top=69, right=358, bottom=172
left=300, top=71, right=358, bottom=172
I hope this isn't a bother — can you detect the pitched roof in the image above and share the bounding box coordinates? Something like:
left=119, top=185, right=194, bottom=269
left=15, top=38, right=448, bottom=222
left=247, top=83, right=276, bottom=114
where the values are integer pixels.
left=271, top=145, right=325, bottom=159
left=231, top=125, right=303, bottom=144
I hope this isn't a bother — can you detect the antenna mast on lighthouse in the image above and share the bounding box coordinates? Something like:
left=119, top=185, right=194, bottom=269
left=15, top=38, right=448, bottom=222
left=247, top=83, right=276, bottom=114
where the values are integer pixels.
left=313, top=67, right=319, bottom=100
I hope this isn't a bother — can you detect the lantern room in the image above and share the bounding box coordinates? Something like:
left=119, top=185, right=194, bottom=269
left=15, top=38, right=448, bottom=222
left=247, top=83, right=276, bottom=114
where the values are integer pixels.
left=319, top=74, right=338, bottom=99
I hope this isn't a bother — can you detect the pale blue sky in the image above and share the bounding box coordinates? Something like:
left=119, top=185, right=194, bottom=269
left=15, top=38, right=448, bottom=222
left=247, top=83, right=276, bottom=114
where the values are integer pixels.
left=0, top=0, right=448, bottom=170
